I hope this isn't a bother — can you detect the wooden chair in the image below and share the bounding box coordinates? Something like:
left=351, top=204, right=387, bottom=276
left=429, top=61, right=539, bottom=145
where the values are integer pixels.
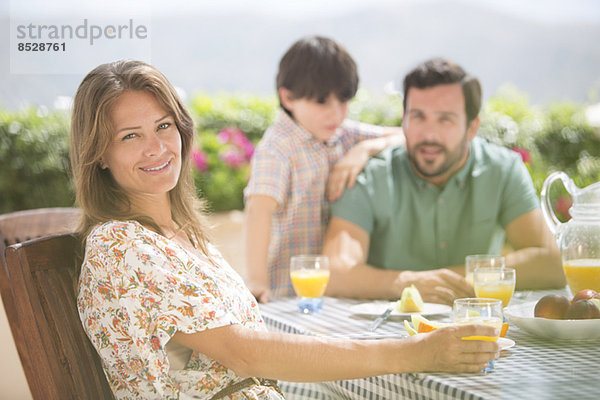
left=0, top=207, right=82, bottom=255
left=0, top=233, right=113, bottom=399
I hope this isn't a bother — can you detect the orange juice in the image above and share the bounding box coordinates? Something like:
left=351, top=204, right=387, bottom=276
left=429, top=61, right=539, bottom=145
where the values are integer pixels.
left=474, top=283, right=515, bottom=307
left=290, top=269, right=330, bottom=298
left=456, top=317, right=502, bottom=342
left=563, top=259, right=600, bottom=295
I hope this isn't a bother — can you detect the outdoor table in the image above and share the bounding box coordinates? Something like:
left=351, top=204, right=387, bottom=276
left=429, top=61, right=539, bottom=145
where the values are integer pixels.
left=259, top=289, right=600, bottom=399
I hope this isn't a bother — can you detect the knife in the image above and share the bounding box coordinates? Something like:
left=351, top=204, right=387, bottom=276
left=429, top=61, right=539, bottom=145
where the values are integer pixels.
left=369, top=306, right=394, bottom=331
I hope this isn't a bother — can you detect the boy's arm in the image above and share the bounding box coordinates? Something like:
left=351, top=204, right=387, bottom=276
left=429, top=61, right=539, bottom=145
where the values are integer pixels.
left=327, top=127, right=403, bottom=202
left=244, top=194, right=279, bottom=303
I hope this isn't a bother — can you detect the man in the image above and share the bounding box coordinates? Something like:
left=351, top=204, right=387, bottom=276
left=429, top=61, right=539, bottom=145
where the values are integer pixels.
left=323, top=58, right=565, bottom=304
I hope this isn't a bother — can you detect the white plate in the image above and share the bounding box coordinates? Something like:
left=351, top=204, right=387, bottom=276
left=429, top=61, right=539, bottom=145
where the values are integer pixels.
left=505, top=301, right=600, bottom=340
left=498, top=337, right=515, bottom=350
left=350, top=301, right=451, bottom=318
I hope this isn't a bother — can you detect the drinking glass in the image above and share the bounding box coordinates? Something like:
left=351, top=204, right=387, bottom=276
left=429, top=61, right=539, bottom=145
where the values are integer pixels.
left=473, top=267, right=516, bottom=308
left=453, top=298, right=503, bottom=373
left=290, top=255, right=330, bottom=314
left=465, top=255, right=505, bottom=286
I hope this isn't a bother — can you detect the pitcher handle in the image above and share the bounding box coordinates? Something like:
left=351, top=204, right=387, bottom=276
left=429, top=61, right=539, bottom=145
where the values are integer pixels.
left=540, top=171, right=574, bottom=235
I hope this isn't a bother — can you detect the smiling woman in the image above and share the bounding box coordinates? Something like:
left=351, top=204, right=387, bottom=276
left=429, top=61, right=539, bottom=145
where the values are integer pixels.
left=100, top=91, right=182, bottom=205
left=69, top=59, right=207, bottom=249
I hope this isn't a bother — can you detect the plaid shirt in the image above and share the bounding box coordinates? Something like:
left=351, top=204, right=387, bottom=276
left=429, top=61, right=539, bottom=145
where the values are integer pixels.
left=244, top=111, right=383, bottom=297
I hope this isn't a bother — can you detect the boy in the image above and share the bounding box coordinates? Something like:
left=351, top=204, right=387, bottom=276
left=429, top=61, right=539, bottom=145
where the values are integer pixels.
left=244, top=36, right=402, bottom=301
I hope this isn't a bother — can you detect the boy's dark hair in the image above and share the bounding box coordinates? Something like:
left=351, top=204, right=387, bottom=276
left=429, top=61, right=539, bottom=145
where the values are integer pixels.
left=276, top=36, right=359, bottom=116
left=403, top=58, right=482, bottom=124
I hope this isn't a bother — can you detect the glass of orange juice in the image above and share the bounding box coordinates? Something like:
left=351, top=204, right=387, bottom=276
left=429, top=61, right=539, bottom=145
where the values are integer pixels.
left=453, top=298, right=503, bottom=373
left=290, top=255, right=330, bottom=313
left=473, top=267, right=516, bottom=307
left=563, top=259, right=600, bottom=296
left=465, top=255, right=505, bottom=287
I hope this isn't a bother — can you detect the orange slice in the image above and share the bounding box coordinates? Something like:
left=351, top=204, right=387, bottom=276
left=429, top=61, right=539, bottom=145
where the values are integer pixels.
left=500, top=322, right=509, bottom=337
left=405, top=315, right=506, bottom=337
left=411, top=314, right=448, bottom=333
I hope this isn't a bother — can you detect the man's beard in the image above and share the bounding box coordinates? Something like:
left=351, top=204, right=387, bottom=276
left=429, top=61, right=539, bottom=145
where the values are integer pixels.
left=407, top=132, right=469, bottom=179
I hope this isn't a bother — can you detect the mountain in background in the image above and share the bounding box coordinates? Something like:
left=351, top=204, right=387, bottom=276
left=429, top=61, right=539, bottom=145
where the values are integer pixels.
left=1, top=1, right=599, bottom=109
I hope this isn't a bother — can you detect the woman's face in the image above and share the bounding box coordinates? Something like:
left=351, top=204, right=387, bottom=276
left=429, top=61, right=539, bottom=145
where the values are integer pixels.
left=101, top=90, right=182, bottom=203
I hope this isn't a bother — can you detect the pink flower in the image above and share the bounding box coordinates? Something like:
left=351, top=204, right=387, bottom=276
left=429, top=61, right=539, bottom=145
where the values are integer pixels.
left=217, top=129, right=231, bottom=144
left=220, top=149, right=245, bottom=169
left=230, top=129, right=248, bottom=147
left=239, top=139, right=254, bottom=161
left=554, top=195, right=572, bottom=221
left=217, top=127, right=255, bottom=162
left=511, top=147, right=532, bottom=164
left=217, top=127, right=242, bottom=144
left=191, top=149, right=208, bottom=172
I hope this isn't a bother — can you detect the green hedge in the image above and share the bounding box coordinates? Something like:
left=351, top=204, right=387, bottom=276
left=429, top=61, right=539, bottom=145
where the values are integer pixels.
left=478, top=87, right=600, bottom=219
left=1, top=88, right=599, bottom=216
left=0, top=107, right=75, bottom=212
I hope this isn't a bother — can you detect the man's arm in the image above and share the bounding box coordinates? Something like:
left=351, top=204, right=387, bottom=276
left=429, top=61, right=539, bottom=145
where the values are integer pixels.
left=244, top=194, right=279, bottom=303
left=503, top=208, right=565, bottom=290
left=323, top=217, right=474, bottom=304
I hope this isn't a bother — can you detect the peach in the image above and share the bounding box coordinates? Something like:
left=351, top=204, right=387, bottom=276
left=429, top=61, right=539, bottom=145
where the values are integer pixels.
left=534, top=294, right=570, bottom=319
left=572, top=289, right=599, bottom=303
left=564, top=299, right=600, bottom=320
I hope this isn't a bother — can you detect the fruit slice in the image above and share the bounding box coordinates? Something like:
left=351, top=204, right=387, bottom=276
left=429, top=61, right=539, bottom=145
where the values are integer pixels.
left=405, top=314, right=508, bottom=337
left=396, top=284, right=425, bottom=313
left=410, top=314, right=449, bottom=333
left=500, top=322, right=509, bottom=337
left=404, top=320, right=417, bottom=336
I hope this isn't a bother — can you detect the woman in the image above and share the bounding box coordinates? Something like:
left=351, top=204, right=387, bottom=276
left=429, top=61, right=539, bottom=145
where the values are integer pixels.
left=72, top=60, right=499, bottom=399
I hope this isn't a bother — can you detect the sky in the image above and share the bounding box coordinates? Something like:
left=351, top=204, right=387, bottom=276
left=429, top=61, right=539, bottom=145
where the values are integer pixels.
left=5, top=0, right=600, bottom=23
left=2, top=0, right=600, bottom=109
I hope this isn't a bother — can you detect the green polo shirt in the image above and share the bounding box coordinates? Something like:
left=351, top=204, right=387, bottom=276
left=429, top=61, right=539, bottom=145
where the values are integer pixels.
left=330, top=137, right=539, bottom=270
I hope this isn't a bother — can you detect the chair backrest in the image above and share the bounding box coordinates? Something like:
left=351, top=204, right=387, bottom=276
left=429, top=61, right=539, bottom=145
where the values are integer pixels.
left=0, top=207, right=82, bottom=249
left=0, top=207, right=82, bottom=274
left=0, top=233, right=113, bottom=399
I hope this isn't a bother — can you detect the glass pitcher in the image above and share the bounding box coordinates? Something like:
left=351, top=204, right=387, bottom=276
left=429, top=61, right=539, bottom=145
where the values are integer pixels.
left=541, top=171, right=600, bottom=295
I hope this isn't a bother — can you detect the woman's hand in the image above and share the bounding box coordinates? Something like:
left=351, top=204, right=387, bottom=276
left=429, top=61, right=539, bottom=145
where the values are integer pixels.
left=406, top=324, right=500, bottom=373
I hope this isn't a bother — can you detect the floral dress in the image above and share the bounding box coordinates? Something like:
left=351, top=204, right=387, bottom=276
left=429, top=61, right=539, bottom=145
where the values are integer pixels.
left=78, top=220, right=284, bottom=399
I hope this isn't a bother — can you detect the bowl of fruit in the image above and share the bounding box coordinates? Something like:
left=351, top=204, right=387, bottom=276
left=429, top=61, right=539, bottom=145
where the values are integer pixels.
left=504, top=289, right=600, bottom=340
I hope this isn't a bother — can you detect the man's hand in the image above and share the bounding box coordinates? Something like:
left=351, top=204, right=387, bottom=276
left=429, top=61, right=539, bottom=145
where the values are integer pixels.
left=399, top=269, right=475, bottom=305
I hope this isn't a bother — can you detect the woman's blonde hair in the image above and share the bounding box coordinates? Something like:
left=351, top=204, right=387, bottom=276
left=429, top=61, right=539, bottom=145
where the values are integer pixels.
left=70, top=59, right=210, bottom=259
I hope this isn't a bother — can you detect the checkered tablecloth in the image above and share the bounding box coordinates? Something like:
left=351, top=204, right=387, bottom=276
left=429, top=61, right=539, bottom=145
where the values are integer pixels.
left=259, top=290, right=600, bottom=400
